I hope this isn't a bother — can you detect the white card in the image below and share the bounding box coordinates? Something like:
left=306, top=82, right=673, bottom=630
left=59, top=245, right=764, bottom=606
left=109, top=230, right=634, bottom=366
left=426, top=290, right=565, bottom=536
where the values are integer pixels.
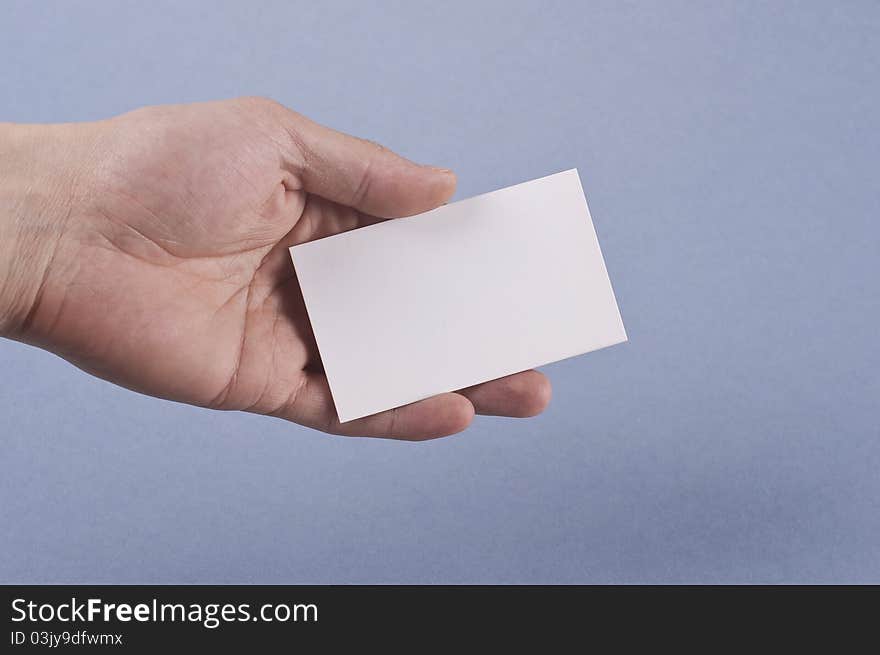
left=290, top=169, right=627, bottom=422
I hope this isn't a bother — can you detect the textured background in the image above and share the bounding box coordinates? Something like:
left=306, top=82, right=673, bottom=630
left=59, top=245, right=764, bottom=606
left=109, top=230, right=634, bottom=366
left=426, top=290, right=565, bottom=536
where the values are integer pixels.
left=1, top=1, right=878, bottom=583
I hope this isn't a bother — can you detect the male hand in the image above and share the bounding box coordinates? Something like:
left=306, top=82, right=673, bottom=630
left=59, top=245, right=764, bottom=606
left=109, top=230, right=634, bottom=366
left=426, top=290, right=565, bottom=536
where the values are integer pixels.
left=0, top=98, right=550, bottom=440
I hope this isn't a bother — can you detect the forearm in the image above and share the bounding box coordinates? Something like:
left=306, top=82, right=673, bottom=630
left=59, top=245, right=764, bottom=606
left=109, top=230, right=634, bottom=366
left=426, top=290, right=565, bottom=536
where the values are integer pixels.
left=0, top=123, right=90, bottom=339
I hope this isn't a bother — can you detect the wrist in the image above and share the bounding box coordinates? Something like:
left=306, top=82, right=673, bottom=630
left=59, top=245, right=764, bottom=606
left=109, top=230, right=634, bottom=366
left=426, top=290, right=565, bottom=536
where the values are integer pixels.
left=0, top=123, right=92, bottom=339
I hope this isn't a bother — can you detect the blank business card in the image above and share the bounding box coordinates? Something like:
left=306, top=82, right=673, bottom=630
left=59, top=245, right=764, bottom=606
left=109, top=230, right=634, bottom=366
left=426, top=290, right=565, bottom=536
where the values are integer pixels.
left=290, top=169, right=627, bottom=422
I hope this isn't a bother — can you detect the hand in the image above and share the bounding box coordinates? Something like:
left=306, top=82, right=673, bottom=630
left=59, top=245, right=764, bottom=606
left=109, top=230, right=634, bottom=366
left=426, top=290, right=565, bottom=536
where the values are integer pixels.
left=0, top=98, right=550, bottom=440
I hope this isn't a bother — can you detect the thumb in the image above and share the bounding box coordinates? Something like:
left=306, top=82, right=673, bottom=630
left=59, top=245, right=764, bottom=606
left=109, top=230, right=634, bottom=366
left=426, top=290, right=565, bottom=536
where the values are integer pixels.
left=269, top=101, right=456, bottom=218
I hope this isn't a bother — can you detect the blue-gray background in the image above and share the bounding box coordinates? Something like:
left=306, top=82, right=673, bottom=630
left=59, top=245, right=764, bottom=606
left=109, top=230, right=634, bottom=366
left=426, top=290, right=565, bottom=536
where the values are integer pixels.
left=1, top=1, right=878, bottom=583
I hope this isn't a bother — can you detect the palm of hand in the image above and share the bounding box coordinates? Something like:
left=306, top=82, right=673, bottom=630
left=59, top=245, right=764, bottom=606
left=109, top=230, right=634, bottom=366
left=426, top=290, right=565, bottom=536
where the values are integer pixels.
left=26, top=99, right=549, bottom=439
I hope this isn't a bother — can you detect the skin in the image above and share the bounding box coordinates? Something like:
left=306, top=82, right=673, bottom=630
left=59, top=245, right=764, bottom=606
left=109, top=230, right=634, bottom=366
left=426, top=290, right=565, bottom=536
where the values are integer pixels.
left=0, top=97, right=550, bottom=440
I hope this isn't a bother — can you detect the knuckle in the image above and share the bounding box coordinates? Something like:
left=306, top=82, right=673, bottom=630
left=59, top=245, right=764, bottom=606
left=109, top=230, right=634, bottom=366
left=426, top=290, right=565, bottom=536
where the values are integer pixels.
left=238, top=95, right=281, bottom=111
